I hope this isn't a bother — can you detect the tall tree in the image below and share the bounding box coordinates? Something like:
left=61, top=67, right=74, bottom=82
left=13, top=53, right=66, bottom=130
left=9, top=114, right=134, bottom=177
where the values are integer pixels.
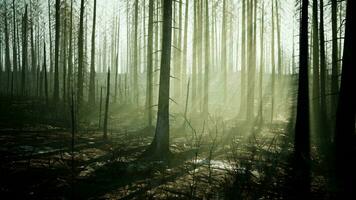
left=67, top=0, right=73, bottom=97
left=77, top=0, right=85, bottom=107
left=53, top=0, right=60, bottom=101
left=312, top=0, right=320, bottom=136
left=103, top=70, right=111, bottom=139
left=4, top=1, right=11, bottom=94
left=334, top=0, right=355, bottom=198
left=48, top=0, right=53, bottom=92
left=294, top=0, right=310, bottom=197
left=182, top=0, right=189, bottom=97
left=146, top=0, right=154, bottom=127
left=133, top=0, right=139, bottom=106
left=221, top=0, right=227, bottom=103
left=12, top=0, right=17, bottom=93
left=43, top=40, right=48, bottom=104
left=203, top=0, right=210, bottom=115
left=258, top=1, right=264, bottom=121
left=149, top=0, right=173, bottom=159
left=239, top=0, right=246, bottom=116
left=271, top=0, right=276, bottom=121
left=330, top=0, right=339, bottom=124
left=21, top=5, right=28, bottom=96
left=319, top=0, right=328, bottom=146
left=88, top=0, right=97, bottom=105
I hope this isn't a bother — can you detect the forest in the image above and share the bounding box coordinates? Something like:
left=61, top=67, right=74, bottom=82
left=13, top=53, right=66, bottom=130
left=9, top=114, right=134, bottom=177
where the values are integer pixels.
left=0, top=0, right=354, bottom=199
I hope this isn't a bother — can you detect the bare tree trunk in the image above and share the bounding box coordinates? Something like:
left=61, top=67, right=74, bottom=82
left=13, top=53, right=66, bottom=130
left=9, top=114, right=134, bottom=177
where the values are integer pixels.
left=270, top=0, right=276, bottom=122
left=146, top=0, right=154, bottom=127
left=203, top=0, right=210, bottom=115
left=330, top=0, right=338, bottom=127
left=294, top=0, right=310, bottom=197
left=149, top=0, right=173, bottom=159
left=21, top=5, right=28, bottom=96
left=334, top=1, right=355, bottom=198
left=88, top=0, right=97, bottom=105
left=103, top=70, right=110, bottom=139
left=77, top=0, right=85, bottom=108
left=239, top=0, right=246, bottom=117
left=12, top=0, right=17, bottom=94
left=53, top=0, right=60, bottom=101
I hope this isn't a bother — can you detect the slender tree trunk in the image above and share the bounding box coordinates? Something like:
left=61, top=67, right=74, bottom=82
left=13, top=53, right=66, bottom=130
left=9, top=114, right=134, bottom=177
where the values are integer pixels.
left=182, top=0, right=189, bottom=100
left=21, top=5, right=28, bottom=96
left=330, top=0, right=338, bottom=126
left=77, top=0, right=85, bottom=108
left=221, top=0, right=227, bottom=103
left=12, top=0, right=17, bottom=94
left=48, top=0, right=53, bottom=94
left=319, top=0, right=329, bottom=146
left=203, top=0, right=210, bottom=115
left=133, top=0, right=139, bottom=106
left=239, top=0, right=246, bottom=117
left=4, top=2, right=11, bottom=95
left=68, top=0, right=73, bottom=99
left=312, top=0, right=320, bottom=138
left=53, top=0, right=60, bottom=101
left=62, top=0, right=67, bottom=103
left=146, top=0, right=154, bottom=127
left=271, top=1, right=275, bottom=122
left=192, top=0, right=197, bottom=109
left=43, top=41, right=48, bottom=104
left=88, top=0, right=97, bottom=105
left=103, top=70, right=110, bottom=139
left=258, top=2, right=264, bottom=122
left=149, top=0, right=173, bottom=159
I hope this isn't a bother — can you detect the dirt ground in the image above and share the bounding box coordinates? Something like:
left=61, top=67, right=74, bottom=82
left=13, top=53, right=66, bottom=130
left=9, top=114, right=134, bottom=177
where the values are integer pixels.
left=0, top=99, right=328, bottom=199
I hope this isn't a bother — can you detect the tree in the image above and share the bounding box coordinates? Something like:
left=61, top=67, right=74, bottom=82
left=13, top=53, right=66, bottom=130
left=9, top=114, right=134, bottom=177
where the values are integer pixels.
left=330, top=0, right=338, bottom=125
left=148, top=0, right=173, bottom=159
left=53, top=0, right=60, bottom=101
left=21, top=5, right=28, bottom=96
left=4, top=1, right=11, bottom=94
left=221, top=0, right=227, bottom=103
left=88, top=0, right=97, bottom=105
left=203, top=0, right=210, bottom=115
left=12, top=0, right=17, bottom=93
left=334, top=0, right=355, bottom=198
left=270, top=0, right=276, bottom=121
left=133, top=0, right=139, bottom=106
left=258, top=1, right=264, bottom=122
left=146, top=0, right=154, bottom=127
left=103, top=70, right=111, bottom=139
left=312, top=0, right=320, bottom=137
left=77, top=0, right=85, bottom=107
left=294, top=0, right=310, bottom=197
left=43, top=40, right=48, bottom=104
left=67, top=0, right=73, bottom=98
left=319, top=0, right=329, bottom=147
left=239, top=0, right=246, bottom=117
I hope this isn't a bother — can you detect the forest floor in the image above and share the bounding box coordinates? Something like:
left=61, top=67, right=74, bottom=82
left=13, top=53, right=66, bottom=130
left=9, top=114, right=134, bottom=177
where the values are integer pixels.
left=0, top=98, right=330, bottom=200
